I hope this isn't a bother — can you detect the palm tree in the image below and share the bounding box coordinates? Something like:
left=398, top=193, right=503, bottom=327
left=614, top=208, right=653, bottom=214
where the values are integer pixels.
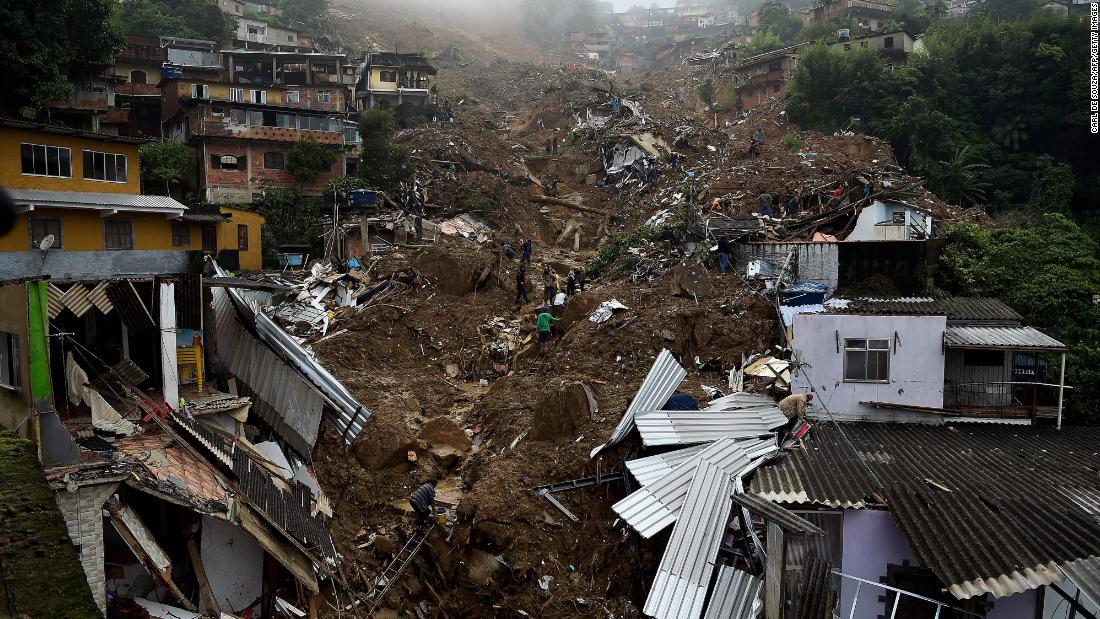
left=931, top=145, right=991, bottom=207
left=991, top=116, right=1028, bottom=151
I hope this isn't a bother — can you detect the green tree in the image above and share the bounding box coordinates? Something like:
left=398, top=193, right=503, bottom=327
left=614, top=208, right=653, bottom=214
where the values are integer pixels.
left=0, top=0, right=122, bottom=112
left=116, top=0, right=237, bottom=41
left=696, top=78, right=716, bottom=107
left=756, top=1, right=804, bottom=42
left=1026, top=156, right=1074, bottom=216
left=139, top=141, right=196, bottom=197
left=740, top=31, right=784, bottom=57
left=975, top=0, right=1043, bottom=20
left=250, top=181, right=320, bottom=250
left=927, top=145, right=990, bottom=207
left=356, top=108, right=412, bottom=195
left=285, top=138, right=339, bottom=187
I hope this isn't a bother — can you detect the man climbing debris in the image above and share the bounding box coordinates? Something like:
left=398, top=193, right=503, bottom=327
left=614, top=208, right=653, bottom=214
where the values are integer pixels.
left=575, top=266, right=586, bottom=292
left=758, top=191, right=774, bottom=218
left=536, top=306, right=559, bottom=350
left=409, top=479, right=437, bottom=527
left=543, top=264, right=555, bottom=302
left=716, top=234, right=732, bottom=275
left=566, top=270, right=577, bottom=296
left=545, top=138, right=553, bottom=155
left=515, top=263, right=529, bottom=305
left=521, top=239, right=532, bottom=263
left=779, top=392, right=813, bottom=421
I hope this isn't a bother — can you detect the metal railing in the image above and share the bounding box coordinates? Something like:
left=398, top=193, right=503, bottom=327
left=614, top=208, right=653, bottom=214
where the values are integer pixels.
left=832, top=571, right=983, bottom=619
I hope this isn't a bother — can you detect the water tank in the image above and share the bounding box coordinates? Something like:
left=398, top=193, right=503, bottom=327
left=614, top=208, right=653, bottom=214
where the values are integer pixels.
left=160, top=66, right=183, bottom=81
left=837, top=28, right=851, bottom=41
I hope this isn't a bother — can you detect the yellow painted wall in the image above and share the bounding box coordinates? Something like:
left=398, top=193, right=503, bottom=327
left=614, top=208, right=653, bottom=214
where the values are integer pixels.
left=0, top=208, right=202, bottom=252
left=0, top=128, right=141, bottom=194
left=175, top=80, right=340, bottom=105
left=367, top=66, right=399, bottom=91
left=0, top=283, right=32, bottom=433
left=219, top=207, right=266, bottom=270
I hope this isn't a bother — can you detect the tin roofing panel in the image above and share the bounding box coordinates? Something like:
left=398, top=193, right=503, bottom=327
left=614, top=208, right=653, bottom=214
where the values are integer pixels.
left=643, top=460, right=735, bottom=619
left=945, top=325, right=1066, bottom=351
left=591, top=349, right=687, bottom=457
left=828, top=297, right=1023, bottom=322
left=748, top=422, right=1100, bottom=600
left=626, top=444, right=709, bottom=487
left=635, top=408, right=786, bottom=446
left=703, top=565, right=762, bottom=619
left=1059, top=556, right=1100, bottom=607
left=614, top=438, right=750, bottom=538
left=731, top=492, right=824, bottom=535
left=8, top=189, right=189, bottom=213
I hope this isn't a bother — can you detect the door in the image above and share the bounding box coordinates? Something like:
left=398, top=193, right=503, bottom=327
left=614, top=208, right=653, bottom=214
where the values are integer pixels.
left=201, top=225, right=217, bottom=253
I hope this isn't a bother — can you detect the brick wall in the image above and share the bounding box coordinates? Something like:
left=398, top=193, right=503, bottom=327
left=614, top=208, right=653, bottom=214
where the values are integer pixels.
left=204, top=139, right=341, bottom=202
left=55, top=482, right=119, bottom=613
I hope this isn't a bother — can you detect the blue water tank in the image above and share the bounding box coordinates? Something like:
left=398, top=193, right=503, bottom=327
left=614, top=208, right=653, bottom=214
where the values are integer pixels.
left=160, top=66, right=183, bottom=81
left=348, top=189, right=378, bottom=206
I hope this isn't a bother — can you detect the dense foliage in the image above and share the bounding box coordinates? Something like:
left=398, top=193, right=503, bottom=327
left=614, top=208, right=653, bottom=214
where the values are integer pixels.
left=250, top=181, right=320, bottom=252
left=285, top=138, right=338, bottom=186
left=356, top=108, right=413, bottom=195
left=115, top=0, right=237, bottom=41
left=0, top=0, right=122, bottom=112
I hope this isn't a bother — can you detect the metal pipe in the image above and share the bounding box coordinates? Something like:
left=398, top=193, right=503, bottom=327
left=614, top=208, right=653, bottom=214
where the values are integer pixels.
left=830, top=571, right=983, bottom=617
left=888, top=591, right=900, bottom=619
left=1057, top=351, right=1067, bottom=429
left=847, top=581, right=861, bottom=619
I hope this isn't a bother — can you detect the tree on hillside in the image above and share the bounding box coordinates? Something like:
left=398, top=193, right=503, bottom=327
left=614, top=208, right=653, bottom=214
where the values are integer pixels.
left=356, top=108, right=412, bottom=195
left=974, top=0, right=1043, bottom=20
left=0, top=0, right=122, bottom=113
left=756, top=1, right=805, bottom=42
left=285, top=138, right=338, bottom=188
left=116, top=0, right=236, bottom=42
left=927, top=146, right=990, bottom=207
left=139, top=141, right=196, bottom=197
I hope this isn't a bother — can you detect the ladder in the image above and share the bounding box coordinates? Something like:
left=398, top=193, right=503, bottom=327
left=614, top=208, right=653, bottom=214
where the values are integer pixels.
left=366, top=524, right=433, bottom=613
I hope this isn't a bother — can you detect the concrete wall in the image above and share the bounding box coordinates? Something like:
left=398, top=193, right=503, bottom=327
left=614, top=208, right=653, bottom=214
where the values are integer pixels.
left=792, top=313, right=946, bottom=421
left=200, top=516, right=264, bottom=613
left=171, top=80, right=346, bottom=112
left=0, top=208, right=202, bottom=253
left=736, top=242, right=840, bottom=295
left=846, top=201, right=932, bottom=242
left=0, top=127, right=142, bottom=193
left=56, top=482, right=120, bottom=613
left=219, top=207, right=266, bottom=270
left=0, top=283, right=32, bottom=433
left=0, top=250, right=195, bottom=280
left=202, top=138, right=340, bottom=202
left=839, top=510, right=920, bottom=619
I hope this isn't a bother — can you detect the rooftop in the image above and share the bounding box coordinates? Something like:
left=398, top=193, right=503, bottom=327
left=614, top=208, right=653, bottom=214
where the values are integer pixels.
left=749, top=422, right=1100, bottom=600
left=8, top=189, right=189, bottom=216
left=825, top=297, right=1025, bottom=323
left=0, top=117, right=148, bottom=144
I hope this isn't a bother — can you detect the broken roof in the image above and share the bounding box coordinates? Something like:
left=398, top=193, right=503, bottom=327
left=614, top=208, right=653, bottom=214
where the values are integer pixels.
left=749, top=422, right=1100, bottom=600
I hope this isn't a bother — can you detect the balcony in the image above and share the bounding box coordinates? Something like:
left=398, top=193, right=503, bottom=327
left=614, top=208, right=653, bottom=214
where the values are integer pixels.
left=114, top=82, right=162, bottom=97
left=943, top=382, right=1064, bottom=420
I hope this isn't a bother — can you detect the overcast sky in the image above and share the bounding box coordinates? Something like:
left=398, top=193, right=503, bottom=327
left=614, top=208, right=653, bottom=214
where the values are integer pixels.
left=612, top=0, right=677, bottom=11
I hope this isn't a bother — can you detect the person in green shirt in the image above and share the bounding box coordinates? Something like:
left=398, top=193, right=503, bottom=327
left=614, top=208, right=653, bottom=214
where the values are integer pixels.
left=536, top=307, right=559, bottom=350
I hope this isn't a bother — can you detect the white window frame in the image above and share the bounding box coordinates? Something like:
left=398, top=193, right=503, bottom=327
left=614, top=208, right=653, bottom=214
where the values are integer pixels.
left=843, top=338, right=891, bottom=383
left=0, top=331, right=20, bottom=392
left=229, top=87, right=244, bottom=102
left=317, top=90, right=332, bottom=103
left=82, top=150, right=129, bottom=183
left=250, top=89, right=267, bottom=104
left=284, top=90, right=300, bottom=103
left=20, top=143, right=72, bottom=178
left=191, top=83, right=210, bottom=98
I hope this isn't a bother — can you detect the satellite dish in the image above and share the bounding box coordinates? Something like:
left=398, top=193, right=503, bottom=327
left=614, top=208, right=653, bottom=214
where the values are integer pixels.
left=38, top=234, right=55, bottom=251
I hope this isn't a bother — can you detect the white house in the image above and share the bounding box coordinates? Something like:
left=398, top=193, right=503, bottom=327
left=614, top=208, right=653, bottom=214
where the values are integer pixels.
left=790, top=297, right=1068, bottom=423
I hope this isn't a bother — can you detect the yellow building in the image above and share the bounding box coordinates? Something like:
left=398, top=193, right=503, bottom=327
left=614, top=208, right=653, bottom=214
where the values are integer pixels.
left=358, top=52, right=437, bottom=110
left=0, top=119, right=197, bottom=280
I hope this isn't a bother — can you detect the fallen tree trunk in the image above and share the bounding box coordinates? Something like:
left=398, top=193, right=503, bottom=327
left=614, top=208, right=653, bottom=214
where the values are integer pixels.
left=528, top=195, right=609, bottom=216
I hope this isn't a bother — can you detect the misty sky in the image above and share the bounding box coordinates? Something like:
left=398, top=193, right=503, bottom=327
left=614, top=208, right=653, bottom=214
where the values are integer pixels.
left=612, top=0, right=677, bottom=11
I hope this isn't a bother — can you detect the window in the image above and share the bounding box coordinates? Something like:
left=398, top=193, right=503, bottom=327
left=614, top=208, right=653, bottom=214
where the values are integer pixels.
left=30, top=218, right=62, bottom=249
left=884, top=36, right=894, bottom=49
left=248, top=110, right=264, bottom=126
left=844, top=338, right=890, bottom=382
left=229, top=87, right=245, bottom=102
left=20, top=144, right=72, bottom=178
left=767, top=61, right=781, bottom=72
left=0, top=332, right=20, bottom=392
left=237, top=224, right=249, bottom=250
left=211, top=106, right=225, bottom=117
left=212, top=154, right=244, bottom=170
left=131, top=70, right=147, bottom=84
left=379, top=71, right=397, bottom=83
left=250, top=89, right=267, bottom=104
left=82, top=150, right=128, bottom=183
left=284, top=90, right=300, bottom=103
left=344, top=127, right=360, bottom=143
left=191, top=83, right=210, bottom=98
left=229, top=108, right=247, bottom=124
left=317, top=90, right=332, bottom=103
left=263, top=152, right=284, bottom=169
left=103, top=220, right=134, bottom=250
left=171, top=223, right=191, bottom=247
left=773, top=83, right=781, bottom=93
left=276, top=112, right=296, bottom=128
left=287, top=34, right=294, bottom=42
left=964, top=349, right=1004, bottom=367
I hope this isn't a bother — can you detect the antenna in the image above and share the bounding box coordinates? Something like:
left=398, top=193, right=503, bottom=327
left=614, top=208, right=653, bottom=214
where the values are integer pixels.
left=39, top=234, right=55, bottom=251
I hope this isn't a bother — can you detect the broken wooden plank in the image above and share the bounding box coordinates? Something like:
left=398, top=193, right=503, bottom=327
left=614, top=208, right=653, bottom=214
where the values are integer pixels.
left=187, top=536, right=220, bottom=613
left=528, top=194, right=609, bottom=216
left=106, top=498, right=198, bottom=612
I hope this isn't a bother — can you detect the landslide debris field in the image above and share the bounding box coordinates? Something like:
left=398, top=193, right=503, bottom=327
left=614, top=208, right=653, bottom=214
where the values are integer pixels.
left=292, top=33, right=984, bottom=618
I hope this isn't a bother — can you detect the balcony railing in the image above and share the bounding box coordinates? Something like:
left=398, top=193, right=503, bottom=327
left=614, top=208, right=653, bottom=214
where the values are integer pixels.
left=944, top=381, right=1068, bottom=420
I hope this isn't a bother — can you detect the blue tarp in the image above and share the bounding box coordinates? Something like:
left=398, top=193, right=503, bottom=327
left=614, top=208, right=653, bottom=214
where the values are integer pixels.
left=663, top=392, right=699, bottom=411
left=782, top=281, right=827, bottom=306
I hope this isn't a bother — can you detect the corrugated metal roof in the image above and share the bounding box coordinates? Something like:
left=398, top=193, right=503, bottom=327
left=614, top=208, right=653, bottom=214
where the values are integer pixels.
left=643, top=459, right=736, bottom=619
left=591, top=349, right=687, bottom=457
left=731, top=492, right=824, bottom=535
left=212, top=286, right=323, bottom=455
left=634, top=407, right=787, bottom=446
left=614, top=438, right=758, bottom=538
left=626, top=444, right=709, bottom=487
left=829, top=297, right=1023, bottom=322
left=1059, top=555, right=1100, bottom=607
left=8, top=189, right=188, bottom=213
left=945, top=325, right=1066, bottom=351
left=748, top=422, right=1100, bottom=600
left=703, top=565, right=762, bottom=619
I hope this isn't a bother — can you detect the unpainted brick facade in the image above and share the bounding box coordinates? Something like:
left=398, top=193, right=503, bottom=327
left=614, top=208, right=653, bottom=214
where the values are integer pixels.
left=56, top=482, right=120, bottom=613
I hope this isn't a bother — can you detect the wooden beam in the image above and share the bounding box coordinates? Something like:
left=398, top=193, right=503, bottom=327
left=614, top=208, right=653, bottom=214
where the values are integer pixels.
left=203, top=277, right=296, bottom=293
left=106, top=498, right=198, bottom=612
left=764, top=522, right=785, bottom=619
left=528, top=194, right=609, bottom=216
left=187, top=536, right=220, bottom=613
